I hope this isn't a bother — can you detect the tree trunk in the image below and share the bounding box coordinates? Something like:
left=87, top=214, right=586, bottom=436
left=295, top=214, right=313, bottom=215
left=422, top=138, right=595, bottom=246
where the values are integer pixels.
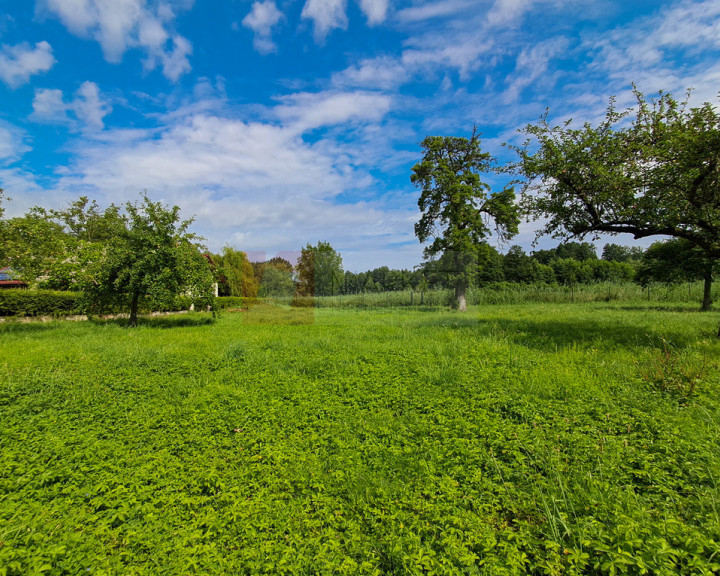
left=701, top=264, right=713, bottom=311
left=455, top=281, right=467, bottom=312
left=129, top=290, right=140, bottom=327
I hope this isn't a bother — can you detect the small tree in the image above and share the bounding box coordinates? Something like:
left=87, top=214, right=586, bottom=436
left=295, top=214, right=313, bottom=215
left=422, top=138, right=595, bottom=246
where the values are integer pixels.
left=412, top=128, right=519, bottom=310
left=82, top=194, right=215, bottom=326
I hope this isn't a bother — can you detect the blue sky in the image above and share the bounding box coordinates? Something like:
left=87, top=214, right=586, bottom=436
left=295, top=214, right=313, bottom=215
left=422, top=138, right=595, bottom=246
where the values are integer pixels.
left=0, top=0, right=719, bottom=271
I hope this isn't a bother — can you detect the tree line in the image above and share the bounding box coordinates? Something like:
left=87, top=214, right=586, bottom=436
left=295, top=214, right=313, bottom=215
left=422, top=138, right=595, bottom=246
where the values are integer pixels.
left=1, top=86, right=718, bottom=322
left=210, top=238, right=710, bottom=302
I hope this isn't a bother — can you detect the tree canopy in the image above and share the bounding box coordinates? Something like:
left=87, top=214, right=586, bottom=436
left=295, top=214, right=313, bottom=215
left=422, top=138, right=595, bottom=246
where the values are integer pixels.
left=513, top=89, right=720, bottom=262
left=82, top=194, right=215, bottom=326
left=412, top=128, right=520, bottom=310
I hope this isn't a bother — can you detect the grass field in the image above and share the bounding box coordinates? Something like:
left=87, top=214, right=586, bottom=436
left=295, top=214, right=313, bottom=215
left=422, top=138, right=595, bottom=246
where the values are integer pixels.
left=1, top=303, right=720, bottom=575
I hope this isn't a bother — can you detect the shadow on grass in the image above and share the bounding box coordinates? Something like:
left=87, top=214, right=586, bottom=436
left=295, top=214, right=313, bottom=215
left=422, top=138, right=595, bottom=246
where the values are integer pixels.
left=471, top=316, right=696, bottom=352
left=617, top=305, right=711, bottom=313
left=90, top=314, right=216, bottom=329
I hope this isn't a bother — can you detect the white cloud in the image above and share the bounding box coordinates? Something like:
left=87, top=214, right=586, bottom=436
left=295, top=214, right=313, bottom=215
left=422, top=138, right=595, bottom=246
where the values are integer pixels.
left=301, top=0, right=348, bottom=41
left=299, top=0, right=388, bottom=42
left=274, top=91, right=392, bottom=132
left=31, top=82, right=112, bottom=131
left=0, top=122, right=30, bottom=165
left=31, top=88, right=69, bottom=124
left=332, top=56, right=409, bottom=90
left=586, top=0, right=720, bottom=98
left=0, top=41, right=55, bottom=88
left=486, top=0, right=529, bottom=26
left=242, top=1, right=284, bottom=54
left=44, top=88, right=412, bottom=261
left=74, top=82, right=112, bottom=129
left=0, top=129, right=15, bottom=161
left=39, top=0, right=192, bottom=80
left=503, top=39, right=566, bottom=103
left=357, top=0, right=388, bottom=25
left=396, top=0, right=475, bottom=23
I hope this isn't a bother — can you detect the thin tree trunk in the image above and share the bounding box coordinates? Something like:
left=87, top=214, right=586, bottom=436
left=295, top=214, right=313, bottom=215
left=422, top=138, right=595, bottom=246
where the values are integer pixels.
left=701, top=264, right=713, bottom=311
left=455, top=281, right=467, bottom=312
left=129, top=290, right=140, bottom=327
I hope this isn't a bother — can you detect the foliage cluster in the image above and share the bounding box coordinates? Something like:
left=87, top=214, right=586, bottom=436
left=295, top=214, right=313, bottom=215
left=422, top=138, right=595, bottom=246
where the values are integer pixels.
left=514, top=89, right=720, bottom=259
left=213, top=247, right=259, bottom=298
left=1, top=305, right=719, bottom=574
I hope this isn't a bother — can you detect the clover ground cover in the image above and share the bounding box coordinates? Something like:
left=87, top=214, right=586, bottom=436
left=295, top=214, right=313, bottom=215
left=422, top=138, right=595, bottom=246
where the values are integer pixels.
left=1, top=304, right=719, bottom=575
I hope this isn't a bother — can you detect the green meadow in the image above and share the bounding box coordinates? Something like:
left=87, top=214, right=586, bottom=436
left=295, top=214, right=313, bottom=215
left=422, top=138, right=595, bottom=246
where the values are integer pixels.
left=1, top=303, right=720, bottom=575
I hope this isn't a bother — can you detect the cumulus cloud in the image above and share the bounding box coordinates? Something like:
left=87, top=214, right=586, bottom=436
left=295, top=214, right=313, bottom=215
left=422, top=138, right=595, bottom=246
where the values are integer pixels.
left=242, top=1, right=284, bottom=54
left=357, top=0, right=388, bottom=25
left=31, top=82, right=112, bottom=131
left=0, top=41, right=55, bottom=88
left=274, top=90, right=392, bottom=132
left=31, top=89, right=69, bottom=125
left=39, top=0, right=192, bottom=80
left=300, top=0, right=388, bottom=40
left=301, top=0, right=348, bottom=40
left=45, top=88, right=410, bottom=263
left=332, top=56, right=409, bottom=90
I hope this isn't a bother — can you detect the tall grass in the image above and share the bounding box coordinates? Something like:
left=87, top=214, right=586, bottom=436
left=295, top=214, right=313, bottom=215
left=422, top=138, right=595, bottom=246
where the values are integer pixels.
left=305, top=281, right=718, bottom=308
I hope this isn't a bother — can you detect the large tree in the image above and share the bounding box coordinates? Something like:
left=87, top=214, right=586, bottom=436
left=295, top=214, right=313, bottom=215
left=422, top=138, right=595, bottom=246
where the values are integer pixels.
left=513, top=89, right=719, bottom=308
left=411, top=128, right=520, bottom=310
left=82, top=194, right=215, bottom=326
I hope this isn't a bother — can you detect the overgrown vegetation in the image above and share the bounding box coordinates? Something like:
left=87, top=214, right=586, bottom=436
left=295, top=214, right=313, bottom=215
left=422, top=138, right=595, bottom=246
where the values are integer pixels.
left=1, top=304, right=719, bottom=574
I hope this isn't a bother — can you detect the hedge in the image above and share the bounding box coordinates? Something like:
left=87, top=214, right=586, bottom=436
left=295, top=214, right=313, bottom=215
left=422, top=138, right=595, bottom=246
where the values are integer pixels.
left=0, top=290, right=199, bottom=317
left=0, top=289, right=82, bottom=317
